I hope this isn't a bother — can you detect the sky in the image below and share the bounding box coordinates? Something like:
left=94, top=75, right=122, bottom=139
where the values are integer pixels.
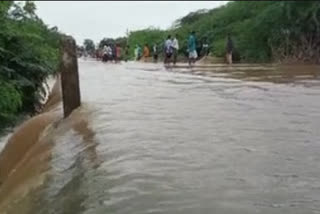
left=35, top=1, right=228, bottom=45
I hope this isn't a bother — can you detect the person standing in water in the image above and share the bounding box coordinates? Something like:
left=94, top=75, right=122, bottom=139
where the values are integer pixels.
left=153, top=44, right=158, bottom=63
left=188, top=31, right=197, bottom=66
left=172, top=34, right=179, bottom=65
left=102, top=45, right=108, bottom=62
left=143, top=43, right=150, bottom=62
left=107, top=45, right=112, bottom=61
left=134, top=45, right=141, bottom=61
left=202, top=36, right=210, bottom=56
left=164, top=35, right=173, bottom=65
left=138, top=45, right=142, bottom=60
left=226, top=33, right=234, bottom=64
left=110, top=44, right=116, bottom=62
left=124, top=45, right=130, bottom=62
left=115, top=44, right=121, bottom=63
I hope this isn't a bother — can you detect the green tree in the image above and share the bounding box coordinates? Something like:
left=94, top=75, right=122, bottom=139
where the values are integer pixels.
left=126, top=28, right=167, bottom=59
left=23, top=1, right=36, bottom=18
left=0, top=1, right=61, bottom=131
left=83, top=39, right=95, bottom=55
left=98, top=38, right=115, bottom=48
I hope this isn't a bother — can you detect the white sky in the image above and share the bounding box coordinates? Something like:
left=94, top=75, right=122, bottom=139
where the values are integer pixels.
left=35, top=1, right=228, bottom=45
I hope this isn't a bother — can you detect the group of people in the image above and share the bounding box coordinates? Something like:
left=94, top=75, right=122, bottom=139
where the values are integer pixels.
left=134, top=44, right=152, bottom=62
left=163, top=34, right=179, bottom=65
left=163, top=31, right=202, bottom=66
left=96, top=31, right=234, bottom=65
left=163, top=31, right=234, bottom=65
left=132, top=32, right=200, bottom=65
left=100, top=44, right=122, bottom=63
left=138, top=31, right=233, bottom=66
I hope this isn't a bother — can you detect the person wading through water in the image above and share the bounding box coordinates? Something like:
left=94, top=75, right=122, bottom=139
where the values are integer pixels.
left=143, top=43, right=150, bottom=62
left=164, top=35, right=173, bottom=65
left=124, top=45, right=129, bottom=62
left=202, top=36, right=210, bottom=56
left=226, top=33, right=234, bottom=64
left=134, top=45, right=142, bottom=61
left=115, top=44, right=121, bottom=63
left=172, top=34, right=179, bottom=65
left=188, top=31, right=197, bottom=66
left=153, top=44, right=158, bottom=63
left=102, top=45, right=108, bottom=62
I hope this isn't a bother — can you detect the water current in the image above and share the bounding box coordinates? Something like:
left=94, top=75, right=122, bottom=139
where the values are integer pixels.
left=0, top=61, right=320, bottom=214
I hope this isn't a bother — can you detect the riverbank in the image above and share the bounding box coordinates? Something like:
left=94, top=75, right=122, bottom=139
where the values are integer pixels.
left=0, top=76, right=62, bottom=209
left=0, top=76, right=60, bottom=145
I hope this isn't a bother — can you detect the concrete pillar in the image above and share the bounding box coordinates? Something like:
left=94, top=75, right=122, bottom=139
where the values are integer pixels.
left=60, top=35, right=81, bottom=118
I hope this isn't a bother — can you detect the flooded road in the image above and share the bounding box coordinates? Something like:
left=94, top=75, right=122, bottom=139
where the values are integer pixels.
left=1, top=61, right=320, bottom=213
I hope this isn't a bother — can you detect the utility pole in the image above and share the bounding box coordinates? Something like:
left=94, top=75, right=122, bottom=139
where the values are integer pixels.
left=60, top=35, right=81, bottom=118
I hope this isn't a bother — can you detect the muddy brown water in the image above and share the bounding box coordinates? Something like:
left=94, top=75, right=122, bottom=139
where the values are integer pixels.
left=0, top=61, right=320, bottom=214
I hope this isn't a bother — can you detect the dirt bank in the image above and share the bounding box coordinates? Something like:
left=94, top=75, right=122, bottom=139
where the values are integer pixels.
left=0, top=76, right=63, bottom=211
left=0, top=70, right=96, bottom=213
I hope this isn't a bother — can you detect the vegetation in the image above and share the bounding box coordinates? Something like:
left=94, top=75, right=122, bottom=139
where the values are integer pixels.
left=0, top=1, right=61, bottom=131
left=126, top=28, right=167, bottom=58
left=1, top=1, right=318, bottom=131
left=103, top=1, right=319, bottom=63
left=83, top=39, right=95, bottom=56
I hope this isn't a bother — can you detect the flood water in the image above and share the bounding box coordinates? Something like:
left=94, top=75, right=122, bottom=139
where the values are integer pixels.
left=1, top=61, right=320, bottom=214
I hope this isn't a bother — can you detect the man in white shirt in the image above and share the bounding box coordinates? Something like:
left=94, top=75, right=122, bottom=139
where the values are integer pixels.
left=172, top=34, right=179, bottom=65
left=164, top=35, right=173, bottom=65
left=102, top=45, right=108, bottom=62
left=106, top=45, right=112, bottom=60
left=153, top=44, right=158, bottom=63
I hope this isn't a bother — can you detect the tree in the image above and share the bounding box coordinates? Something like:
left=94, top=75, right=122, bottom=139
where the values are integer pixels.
left=23, top=1, right=36, bottom=19
left=83, top=39, right=95, bottom=56
left=98, top=38, right=115, bottom=49
left=0, top=1, right=61, bottom=131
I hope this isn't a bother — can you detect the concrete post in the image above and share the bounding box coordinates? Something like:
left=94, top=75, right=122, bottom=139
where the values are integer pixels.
left=60, top=35, right=81, bottom=118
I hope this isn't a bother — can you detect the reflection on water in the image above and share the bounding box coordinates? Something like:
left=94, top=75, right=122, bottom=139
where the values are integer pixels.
left=0, top=61, right=320, bottom=214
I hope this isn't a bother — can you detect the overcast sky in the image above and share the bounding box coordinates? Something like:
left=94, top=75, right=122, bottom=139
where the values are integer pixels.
left=35, top=1, right=228, bottom=45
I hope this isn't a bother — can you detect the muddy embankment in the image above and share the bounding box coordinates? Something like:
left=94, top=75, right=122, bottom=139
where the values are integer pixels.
left=0, top=76, right=61, bottom=207
left=0, top=36, right=89, bottom=213
left=0, top=75, right=95, bottom=213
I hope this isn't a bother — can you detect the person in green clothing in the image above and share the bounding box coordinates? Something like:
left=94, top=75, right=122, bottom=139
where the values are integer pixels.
left=188, top=31, right=197, bottom=66
left=137, top=45, right=142, bottom=60
left=124, top=45, right=130, bottom=62
left=134, top=45, right=142, bottom=61
left=226, top=33, right=234, bottom=64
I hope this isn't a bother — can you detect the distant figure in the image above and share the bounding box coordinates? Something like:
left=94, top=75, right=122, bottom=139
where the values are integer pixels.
left=102, top=45, right=108, bottom=62
left=107, top=45, right=112, bottom=61
left=95, top=49, right=100, bottom=60
left=188, top=31, right=197, bottom=66
left=124, top=45, right=130, bottom=62
left=134, top=45, right=139, bottom=60
left=138, top=46, right=142, bottom=60
left=172, top=34, right=179, bottom=65
left=153, top=44, right=158, bottom=63
left=226, top=33, right=234, bottom=64
left=143, top=44, right=150, bottom=62
left=112, top=44, right=117, bottom=62
left=116, top=44, right=121, bottom=63
left=164, top=35, right=173, bottom=65
left=134, top=45, right=142, bottom=61
left=202, top=36, right=209, bottom=56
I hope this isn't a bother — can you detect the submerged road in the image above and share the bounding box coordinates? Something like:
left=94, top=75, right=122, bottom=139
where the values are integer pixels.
left=0, top=61, right=320, bottom=214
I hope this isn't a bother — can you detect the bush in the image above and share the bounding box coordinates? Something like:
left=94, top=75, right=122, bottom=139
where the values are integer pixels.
left=0, top=1, right=61, bottom=131
left=0, top=79, right=22, bottom=127
left=124, top=1, right=320, bottom=63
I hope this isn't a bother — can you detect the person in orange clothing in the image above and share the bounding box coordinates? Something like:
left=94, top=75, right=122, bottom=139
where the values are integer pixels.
left=115, top=44, right=121, bottom=63
left=143, top=44, right=150, bottom=62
